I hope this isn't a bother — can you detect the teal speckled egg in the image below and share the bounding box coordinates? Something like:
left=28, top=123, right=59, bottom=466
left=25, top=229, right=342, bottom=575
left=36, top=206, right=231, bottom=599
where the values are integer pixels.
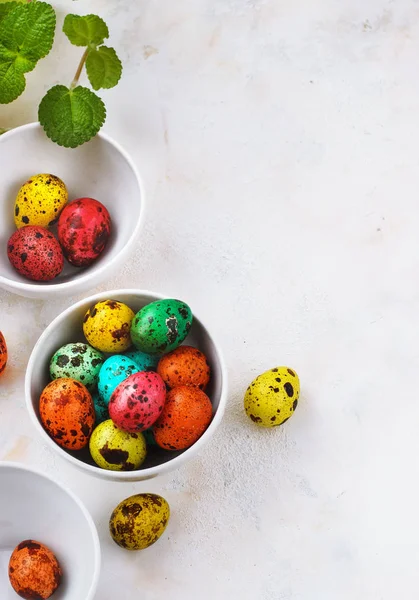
left=49, top=343, right=104, bottom=392
left=98, top=355, right=140, bottom=404
left=130, top=299, right=193, bottom=355
left=123, top=349, right=159, bottom=371
left=92, top=390, right=109, bottom=424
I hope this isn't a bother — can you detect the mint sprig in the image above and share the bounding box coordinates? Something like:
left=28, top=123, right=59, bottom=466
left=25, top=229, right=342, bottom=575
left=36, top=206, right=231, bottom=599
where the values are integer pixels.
left=38, top=13, right=122, bottom=147
left=0, top=6, right=123, bottom=148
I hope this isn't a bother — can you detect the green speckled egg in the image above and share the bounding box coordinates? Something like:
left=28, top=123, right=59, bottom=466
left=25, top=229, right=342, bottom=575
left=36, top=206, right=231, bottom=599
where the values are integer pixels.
left=109, top=493, right=170, bottom=550
left=130, top=299, right=192, bottom=355
left=49, top=343, right=104, bottom=392
left=244, top=367, right=300, bottom=427
left=89, top=420, right=147, bottom=471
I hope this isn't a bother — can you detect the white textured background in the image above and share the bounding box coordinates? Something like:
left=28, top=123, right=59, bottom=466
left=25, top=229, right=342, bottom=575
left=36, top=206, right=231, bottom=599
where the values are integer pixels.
left=1, top=0, right=419, bottom=598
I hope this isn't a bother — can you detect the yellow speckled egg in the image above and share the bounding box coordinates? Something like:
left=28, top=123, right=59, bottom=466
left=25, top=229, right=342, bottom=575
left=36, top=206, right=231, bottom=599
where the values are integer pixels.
left=244, top=367, right=300, bottom=427
left=109, top=493, right=170, bottom=550
left=14, top=174, right=68, bottom=229
left=89, top=420, right=147, bottom=471
left=83, top=300, right=135, bottom=353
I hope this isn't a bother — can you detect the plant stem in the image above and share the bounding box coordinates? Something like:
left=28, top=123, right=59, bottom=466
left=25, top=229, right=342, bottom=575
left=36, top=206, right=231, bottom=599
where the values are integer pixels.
left=71, top=48, right=89, bottom=89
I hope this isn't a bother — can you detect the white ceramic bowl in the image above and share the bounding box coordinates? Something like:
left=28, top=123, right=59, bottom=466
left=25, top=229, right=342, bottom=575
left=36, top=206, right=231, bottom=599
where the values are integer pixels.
left=25, top=289, right=228, bottom=482
left=0, top=123, right=144, bottom=299
left=0, top=462, right=100, bottom=600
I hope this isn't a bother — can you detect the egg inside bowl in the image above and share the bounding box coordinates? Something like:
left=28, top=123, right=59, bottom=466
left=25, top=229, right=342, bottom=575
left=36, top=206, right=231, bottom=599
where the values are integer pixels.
left=0, top=462, right=100, bottom=600
left=0, top=123, right=144, bottom=299
left=25, top=289, right=228, bottom=482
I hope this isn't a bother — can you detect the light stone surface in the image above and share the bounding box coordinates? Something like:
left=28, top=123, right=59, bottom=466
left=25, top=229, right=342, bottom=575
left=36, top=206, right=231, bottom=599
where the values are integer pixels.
left=1, top=0, right=419, bottom=598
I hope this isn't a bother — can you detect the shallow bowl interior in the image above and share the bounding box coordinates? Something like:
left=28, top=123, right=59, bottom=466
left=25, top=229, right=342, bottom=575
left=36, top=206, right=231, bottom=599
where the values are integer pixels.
left=26, top=290, right=227, bottom=481
left=0, top=124, right=143, bottom=298
left=0, top=463, right=100, bottom=600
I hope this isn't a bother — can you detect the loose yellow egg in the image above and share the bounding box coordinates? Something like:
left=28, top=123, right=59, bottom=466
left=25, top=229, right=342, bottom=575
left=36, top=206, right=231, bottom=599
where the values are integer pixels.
left=14, top=174, right=68, bottom=229
left=109, top=493, right=170, bottom=550
left=244, top=367, right=300, bottom=427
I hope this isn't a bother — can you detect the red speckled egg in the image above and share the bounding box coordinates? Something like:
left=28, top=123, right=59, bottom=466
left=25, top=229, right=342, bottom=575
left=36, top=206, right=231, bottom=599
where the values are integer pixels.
left=109, top=371, right=166, bottom=433
left=58, top=197, right=111, bottom=267
left=153, top=386, right=213, bottom=451
left=39, top=378, right=95, bottom=450
left=157, top=345, right=210, bottom=390
left=9, top=539, right=62, bottom=600
left=0, top=331, right=7, bottom=376
left=7, top=226, right=64, bottom=281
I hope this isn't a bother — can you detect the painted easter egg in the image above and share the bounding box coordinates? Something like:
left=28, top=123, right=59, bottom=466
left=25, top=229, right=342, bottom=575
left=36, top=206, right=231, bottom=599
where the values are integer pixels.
left=7, top=226, right=64, bottom=281
left=9, top=540, right=62, bottom=600
left=14, top=173, right=68, bottom=229
left=83, top=300, right=135, bottom=353
left=49, top=342, right=104, bottom=392
left=244, top=367, right=300, bottom=427
left=89, top=420, right=147, bottom=471
left=39, top=378, right=95, bottom=450
left=109, top=371, right=166, bottom=433
left=153, top=385, right=212, bottom=450
left=109, top=494, right=170, bottom=550
left=130, top=299, right=192, bottom=355
left=0, top=331, right=7, bottom=376
left=98, top=355, right=140, bottom=404
left=57, top=198, right=111, bottom=267
left=157, top=345, right=210, bottom=390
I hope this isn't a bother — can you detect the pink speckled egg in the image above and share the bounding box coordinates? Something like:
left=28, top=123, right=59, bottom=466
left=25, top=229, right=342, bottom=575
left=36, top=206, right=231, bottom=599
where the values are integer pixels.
left=109, top=371, right=166, bottom=433
left=57, top=197, right=111, bottom=267
left=7, top=226, right=64, bottom=281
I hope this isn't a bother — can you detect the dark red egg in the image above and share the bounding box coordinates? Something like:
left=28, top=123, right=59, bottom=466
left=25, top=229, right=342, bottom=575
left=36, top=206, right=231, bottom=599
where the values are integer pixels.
left=57, top=198, right=111, bottom=267
left=7, top=226, right=64, bottom=281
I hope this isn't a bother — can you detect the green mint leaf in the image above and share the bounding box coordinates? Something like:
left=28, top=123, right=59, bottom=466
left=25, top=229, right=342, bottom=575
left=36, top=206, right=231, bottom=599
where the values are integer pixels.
left=39, top=84, right=106, bottom=148
left=86, top=45, right=122, bottom=90
left=63, top=14, right=109, bottom=47
left=0, top=1, right=56, bottom=64
left=0, top=59, right=25, bottom=103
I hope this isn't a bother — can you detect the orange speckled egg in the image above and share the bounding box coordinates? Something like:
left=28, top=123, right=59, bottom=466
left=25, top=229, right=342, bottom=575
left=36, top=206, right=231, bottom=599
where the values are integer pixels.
left=0, top=331, right=7, bottom=376
left=9, top=539, right=62, bottom=600
left=39, top=378, right=95, bottom=450
left=153, top=385, right=213, bottom=450
left=157, top=345, right=210, bottom=390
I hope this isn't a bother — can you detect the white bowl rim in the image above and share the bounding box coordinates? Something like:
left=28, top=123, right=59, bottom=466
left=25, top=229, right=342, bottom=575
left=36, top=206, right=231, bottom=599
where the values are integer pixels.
left=0, top=122, right=146, bottom=293
left=25, top=288, right=228, bottom=481
left=0, top=460, right=101, bottom=600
